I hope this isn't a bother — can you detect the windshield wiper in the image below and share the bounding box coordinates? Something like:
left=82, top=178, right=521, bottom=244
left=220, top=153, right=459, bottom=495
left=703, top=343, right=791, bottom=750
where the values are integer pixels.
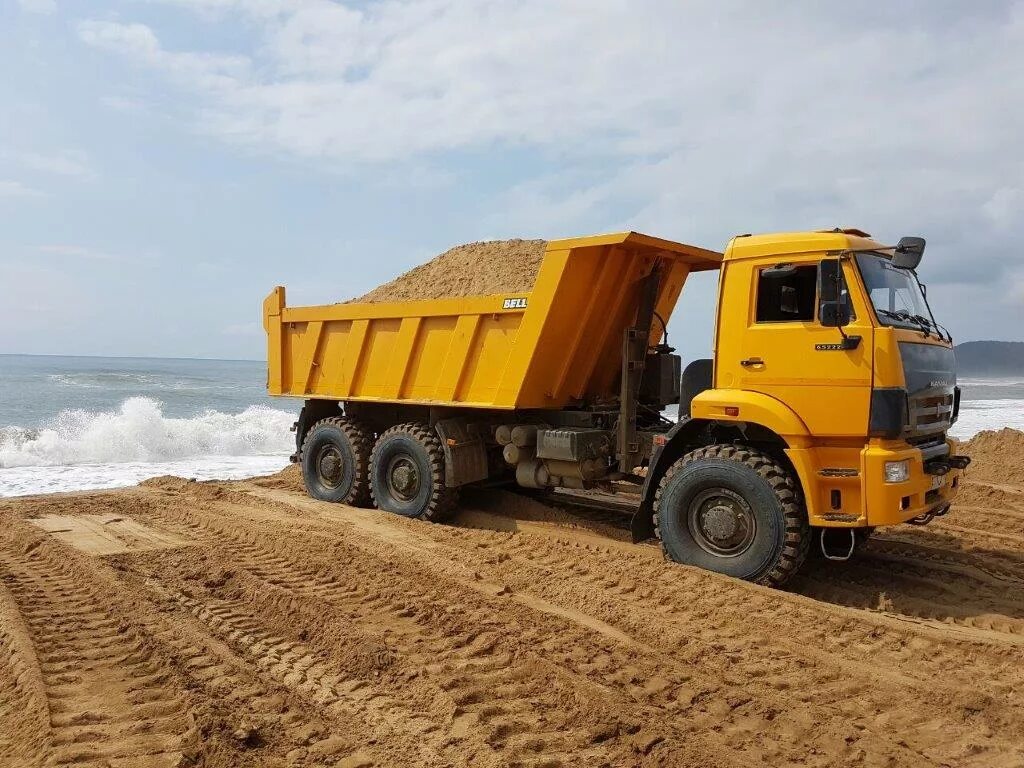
left=877, top=309, right=933, bottom=338
left=910, top=275, right=950, bottom=342
left=909, top=313, right=948, bottom=341
left=876, top=308, right=913, bottom=324
left=905, top=312, right=952, bottom=342
left=903, top=312, right=936, bottom=339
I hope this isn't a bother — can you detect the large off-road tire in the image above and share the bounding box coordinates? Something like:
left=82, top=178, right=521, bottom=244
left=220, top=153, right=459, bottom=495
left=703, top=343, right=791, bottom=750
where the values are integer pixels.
left=654, top=444, right=810, bottom=587
left=299, top=417, right=372, bottom=506
left=370, top=423, right=457, bottom=522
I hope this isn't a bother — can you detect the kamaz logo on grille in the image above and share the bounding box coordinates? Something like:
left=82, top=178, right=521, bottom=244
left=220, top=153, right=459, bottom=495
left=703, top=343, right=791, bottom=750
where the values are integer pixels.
left=929, top=380, right=949, bottom=388
left=503, top=298, right=528, bottom=310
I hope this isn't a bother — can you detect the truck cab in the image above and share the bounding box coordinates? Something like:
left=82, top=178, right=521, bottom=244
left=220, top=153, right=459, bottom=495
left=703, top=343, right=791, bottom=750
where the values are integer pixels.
left=638, top=229, right=968, bottom=579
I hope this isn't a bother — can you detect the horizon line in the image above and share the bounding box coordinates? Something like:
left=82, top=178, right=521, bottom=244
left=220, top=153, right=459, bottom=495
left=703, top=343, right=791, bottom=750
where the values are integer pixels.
left=0, top=352, right=263, bottom=364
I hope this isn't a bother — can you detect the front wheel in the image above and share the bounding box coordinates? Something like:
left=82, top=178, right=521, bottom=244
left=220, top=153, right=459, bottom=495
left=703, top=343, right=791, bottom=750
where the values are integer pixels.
left=653, top=444, right=809, bottom=587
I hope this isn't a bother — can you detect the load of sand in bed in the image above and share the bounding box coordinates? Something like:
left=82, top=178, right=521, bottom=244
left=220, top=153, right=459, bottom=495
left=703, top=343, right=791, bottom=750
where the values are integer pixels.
left=354, top=239, right=547, bottom=303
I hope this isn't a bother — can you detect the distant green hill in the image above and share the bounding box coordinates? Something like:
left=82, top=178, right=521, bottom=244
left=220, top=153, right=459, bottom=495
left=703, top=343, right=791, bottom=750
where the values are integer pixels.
left=955, top=341, right=1024, bottom=377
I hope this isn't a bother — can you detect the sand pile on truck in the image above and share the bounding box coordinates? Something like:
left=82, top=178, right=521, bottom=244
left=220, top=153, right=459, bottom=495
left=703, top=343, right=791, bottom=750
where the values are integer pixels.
left=355, top=239, right=547, bottom=303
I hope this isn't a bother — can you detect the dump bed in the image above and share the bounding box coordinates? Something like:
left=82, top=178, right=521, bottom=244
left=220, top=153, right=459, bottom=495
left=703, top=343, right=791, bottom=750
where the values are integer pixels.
left=264, top=231, right=721, bottom=410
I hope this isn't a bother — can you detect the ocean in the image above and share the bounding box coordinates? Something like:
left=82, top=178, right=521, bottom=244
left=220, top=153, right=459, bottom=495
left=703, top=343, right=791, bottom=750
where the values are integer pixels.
left=0, top=355, right=298, bottom=498
left=0, top=355, right=1021, bottom=498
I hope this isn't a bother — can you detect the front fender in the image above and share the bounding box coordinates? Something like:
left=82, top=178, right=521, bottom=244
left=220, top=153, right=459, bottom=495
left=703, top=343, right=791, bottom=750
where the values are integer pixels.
left=630, top=392, right=812, bottom=543
left=690, top=389, right=811, bottom=443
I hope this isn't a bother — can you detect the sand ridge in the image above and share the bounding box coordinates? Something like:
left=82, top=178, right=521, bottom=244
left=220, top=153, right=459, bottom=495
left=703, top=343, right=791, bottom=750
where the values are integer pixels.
left=354, top=239, right=547, bottom=303
left=958, top=427, right=1024, bottom=485
left=0, top=429, right=1022, bottom=766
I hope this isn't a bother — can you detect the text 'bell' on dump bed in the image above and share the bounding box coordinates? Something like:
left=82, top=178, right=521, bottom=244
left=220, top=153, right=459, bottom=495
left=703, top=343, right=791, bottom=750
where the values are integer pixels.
left=264, top=229, right=970, bottom=587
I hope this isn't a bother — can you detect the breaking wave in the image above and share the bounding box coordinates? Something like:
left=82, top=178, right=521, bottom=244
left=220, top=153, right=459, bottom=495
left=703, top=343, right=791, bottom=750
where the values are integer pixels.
left=0, top=397, right=295, bottom=469
left=952, top=399, right=1024, bottom=440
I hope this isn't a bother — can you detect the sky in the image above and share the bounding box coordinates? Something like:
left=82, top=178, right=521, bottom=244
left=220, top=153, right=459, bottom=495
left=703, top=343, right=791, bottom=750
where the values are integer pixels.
left=1, top=0, right=1022, bottom=361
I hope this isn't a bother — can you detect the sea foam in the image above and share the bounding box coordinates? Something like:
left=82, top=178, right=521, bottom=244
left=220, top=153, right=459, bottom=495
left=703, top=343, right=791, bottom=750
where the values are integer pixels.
left=950, top=399, right=1024, bottom=440
left=0, top=397, right=295, bottom=469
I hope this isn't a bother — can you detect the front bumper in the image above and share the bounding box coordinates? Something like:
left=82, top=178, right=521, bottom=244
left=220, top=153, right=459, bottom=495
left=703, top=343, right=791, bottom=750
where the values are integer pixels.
left=861, top=440, right=966, bottom=527
left=787, top=437, right=968, bottom=528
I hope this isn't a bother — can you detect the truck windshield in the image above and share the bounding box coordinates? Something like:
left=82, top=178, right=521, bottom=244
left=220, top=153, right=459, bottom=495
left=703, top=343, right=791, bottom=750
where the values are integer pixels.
left=855, top=252, right=936, bottom=332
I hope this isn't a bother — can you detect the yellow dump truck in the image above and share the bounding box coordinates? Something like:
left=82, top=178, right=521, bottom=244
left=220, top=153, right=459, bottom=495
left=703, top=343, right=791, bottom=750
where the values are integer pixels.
left=264, top=229, right=970, bottom=586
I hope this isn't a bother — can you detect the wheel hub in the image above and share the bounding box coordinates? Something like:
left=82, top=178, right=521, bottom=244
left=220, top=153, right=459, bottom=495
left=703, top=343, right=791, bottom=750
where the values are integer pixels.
left=688, top=488, right=756, bottom=558
left=702, top=504, right=739, bottom=540
left=387, top=457, right=420, bottom=501
left=317, top=448, right=344, bottom=487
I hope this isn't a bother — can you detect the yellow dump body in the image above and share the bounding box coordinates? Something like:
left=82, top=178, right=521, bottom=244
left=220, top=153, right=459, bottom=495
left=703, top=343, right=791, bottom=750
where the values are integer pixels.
left=264, top=232, right=722, bottom=410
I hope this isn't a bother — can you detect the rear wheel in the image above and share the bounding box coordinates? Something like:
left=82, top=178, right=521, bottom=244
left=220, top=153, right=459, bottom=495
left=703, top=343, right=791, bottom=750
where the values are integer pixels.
left=654, top=444, right=809, bottom=587
left=370, top=423, right=457, bottom=522
left=300, top=417, right=372, bottom=505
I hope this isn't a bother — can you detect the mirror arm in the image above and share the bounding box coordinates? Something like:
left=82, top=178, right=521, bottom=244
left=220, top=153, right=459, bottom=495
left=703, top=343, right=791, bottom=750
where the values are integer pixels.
left=838, top=254, right=860, bottom=347
left=835, top=324, right=861, bottom=349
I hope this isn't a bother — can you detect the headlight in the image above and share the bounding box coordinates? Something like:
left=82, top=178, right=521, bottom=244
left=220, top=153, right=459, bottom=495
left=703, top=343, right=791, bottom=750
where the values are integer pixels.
left=884, top=460, right=910, bottom=483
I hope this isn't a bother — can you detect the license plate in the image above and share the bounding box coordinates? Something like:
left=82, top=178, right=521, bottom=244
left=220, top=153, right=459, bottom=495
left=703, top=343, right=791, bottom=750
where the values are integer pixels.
left=929, top=475, right=944, bottom=491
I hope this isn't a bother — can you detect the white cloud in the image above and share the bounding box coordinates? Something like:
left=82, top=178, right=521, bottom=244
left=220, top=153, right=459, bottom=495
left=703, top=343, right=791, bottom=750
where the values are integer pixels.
left=1010, top=273, right=1024, bottom=304
left=17, top=0, right=56, bottom=14
left=5, top=150, right=95, bottom=179
left=77, top=20, right=249, bottom=91
left=76, top=3, right=1024, bottom=169
left=100, top=95, right=147, bottom=113
left=74, top=1, right=1024, bottom=327
left=155, top=0, right=289, bottom=19
left=983, top=188, right=1024, bottom=229
left=0, top=180, right=45, bottom=198
left=37, top=245, right=118, bottom=261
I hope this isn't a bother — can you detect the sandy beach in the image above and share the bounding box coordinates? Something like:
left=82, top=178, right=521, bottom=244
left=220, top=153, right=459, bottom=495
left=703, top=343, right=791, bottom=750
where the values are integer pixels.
left=0, top=428, right=1022, bottom=767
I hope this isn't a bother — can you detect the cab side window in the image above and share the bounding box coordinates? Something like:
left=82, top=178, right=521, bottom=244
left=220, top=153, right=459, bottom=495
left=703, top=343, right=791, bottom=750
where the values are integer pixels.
left=755, top=265, right=817, bottom=322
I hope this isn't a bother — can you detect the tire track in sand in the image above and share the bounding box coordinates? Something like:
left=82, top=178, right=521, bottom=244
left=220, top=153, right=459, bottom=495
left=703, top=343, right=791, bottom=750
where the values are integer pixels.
left=263, top=483, right=1024, bottom=765
left=153, top=482, right=1024, bottom=768
left=1, top=507, right=401, bottom=767
left=135, top=486, right=742, bottom=767
left=0, top=569, right=50, bottom=766
left=794, top=547, right=1024, bottom=642
left=10, top=471, right=1024, bottom=767
left=0, top=544, right=187, bottom=767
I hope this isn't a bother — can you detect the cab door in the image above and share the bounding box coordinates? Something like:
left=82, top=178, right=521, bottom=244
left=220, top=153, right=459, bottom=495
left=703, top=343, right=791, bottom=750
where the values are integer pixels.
left=715, top=256, right=873, bottom=437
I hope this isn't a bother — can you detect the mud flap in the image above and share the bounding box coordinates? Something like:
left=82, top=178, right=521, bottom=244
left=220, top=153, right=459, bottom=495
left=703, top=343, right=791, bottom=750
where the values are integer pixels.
left=434, top=418, right=490, bottom=488
left=630, top=500, right=655, bottom=543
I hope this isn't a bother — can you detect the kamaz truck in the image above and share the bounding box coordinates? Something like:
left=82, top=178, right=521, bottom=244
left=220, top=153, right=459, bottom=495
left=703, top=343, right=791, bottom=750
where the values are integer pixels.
left=263, top=229, right=969, bottom=586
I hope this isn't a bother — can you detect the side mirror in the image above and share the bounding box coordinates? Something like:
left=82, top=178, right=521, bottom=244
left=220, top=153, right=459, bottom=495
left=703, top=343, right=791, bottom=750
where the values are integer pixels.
left=893, top=236, right=925, bottom=270
left=818, top=258, right=841, bottom=302
left=818, top=258, right=850, bottom=327
left=820, top=301, right=852, bottom=327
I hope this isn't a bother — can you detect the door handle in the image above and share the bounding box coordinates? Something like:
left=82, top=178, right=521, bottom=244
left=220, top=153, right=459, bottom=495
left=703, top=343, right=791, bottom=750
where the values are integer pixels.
left=740, top=357, right=764, bottom=367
